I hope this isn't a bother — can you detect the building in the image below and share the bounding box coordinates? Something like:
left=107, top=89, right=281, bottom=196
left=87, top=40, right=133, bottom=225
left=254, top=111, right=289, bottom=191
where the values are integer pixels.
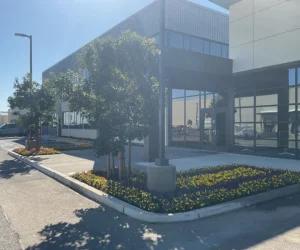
left=208, top=0, right=300, bottom=158
left=8, top=108, right=28, bottom=124
left=43, top=0, right=231, bottom=145
left=0, top=112, right=8, bottom=125
left=43, top=0, right=300, bottom=159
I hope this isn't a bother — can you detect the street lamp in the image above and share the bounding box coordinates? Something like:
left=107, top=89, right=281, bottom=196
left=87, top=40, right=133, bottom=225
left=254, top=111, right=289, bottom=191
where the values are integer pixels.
left=15, top=33, right=32, bottom=83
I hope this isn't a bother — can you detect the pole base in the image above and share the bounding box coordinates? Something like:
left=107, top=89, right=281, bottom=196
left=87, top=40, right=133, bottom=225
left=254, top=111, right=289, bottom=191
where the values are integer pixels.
left=155, top=158, right=169, bottom=166
left=147, top=164, right=176, bottom=193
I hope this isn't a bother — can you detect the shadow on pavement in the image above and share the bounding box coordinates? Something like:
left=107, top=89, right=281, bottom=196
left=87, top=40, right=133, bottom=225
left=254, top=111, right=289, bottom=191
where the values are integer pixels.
left=0, top=159, right=32, bottom=179
left=25, top=194, right=300, bottom=250
left=25, top=207, right=165, bottom=250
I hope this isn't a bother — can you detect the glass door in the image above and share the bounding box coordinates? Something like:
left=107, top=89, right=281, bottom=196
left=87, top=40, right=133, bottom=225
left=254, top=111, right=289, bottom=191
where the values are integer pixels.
left=200, top=108, right=216, bottom=147
left=200, top=107, right=228, bottom=150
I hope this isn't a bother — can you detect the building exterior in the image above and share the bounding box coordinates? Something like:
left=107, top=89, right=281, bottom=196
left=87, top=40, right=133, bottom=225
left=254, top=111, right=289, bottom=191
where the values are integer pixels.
left=209, top=0, right=300, bottom=158
left=43, top=0, right=232, bottom=147
left=43, top=0, right=300, bottom=159
left=0, top=112, right=8, bottom=125
left=8, top=109, right=28, bottom=124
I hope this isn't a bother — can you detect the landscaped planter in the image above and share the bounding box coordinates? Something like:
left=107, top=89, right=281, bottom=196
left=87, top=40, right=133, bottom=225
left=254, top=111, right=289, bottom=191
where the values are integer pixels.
left=8, top=149, right=300, bottom=223
left=72, top=165, right=300, bottom=214
left=13, top=147, right=60, bottom=156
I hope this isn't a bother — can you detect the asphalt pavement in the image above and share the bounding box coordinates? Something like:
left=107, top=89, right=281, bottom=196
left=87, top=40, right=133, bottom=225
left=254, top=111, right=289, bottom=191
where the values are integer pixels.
left=1, top=139, right=300, bottom=249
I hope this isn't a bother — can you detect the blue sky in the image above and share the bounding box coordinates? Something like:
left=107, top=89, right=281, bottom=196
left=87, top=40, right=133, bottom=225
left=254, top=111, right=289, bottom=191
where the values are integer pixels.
left=0, top=0, right=227, bottom=111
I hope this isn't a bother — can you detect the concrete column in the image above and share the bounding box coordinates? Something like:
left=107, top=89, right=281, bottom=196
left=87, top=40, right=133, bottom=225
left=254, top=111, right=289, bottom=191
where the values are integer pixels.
left=227, top=83, right=235, bottom=151
left=278, top=75, right=289, bottom=149
left=144, top=112, right=159, bottom=162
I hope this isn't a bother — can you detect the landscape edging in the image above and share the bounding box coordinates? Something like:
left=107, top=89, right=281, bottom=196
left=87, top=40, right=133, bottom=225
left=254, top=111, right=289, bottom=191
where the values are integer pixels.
left=8, top=150, right=300, bottom=223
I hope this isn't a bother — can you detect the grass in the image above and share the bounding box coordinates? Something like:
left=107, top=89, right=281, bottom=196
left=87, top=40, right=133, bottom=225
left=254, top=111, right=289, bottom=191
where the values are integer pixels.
left=72, top=165, right=300, bottom=213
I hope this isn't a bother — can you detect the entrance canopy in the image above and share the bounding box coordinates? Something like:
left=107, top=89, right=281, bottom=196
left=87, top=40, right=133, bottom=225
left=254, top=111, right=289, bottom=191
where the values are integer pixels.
left=163, top=47, right=233, bottom=93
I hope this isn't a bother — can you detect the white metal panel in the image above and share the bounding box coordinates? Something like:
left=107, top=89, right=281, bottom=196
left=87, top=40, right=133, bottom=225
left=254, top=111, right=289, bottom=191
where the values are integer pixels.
left=254, top=29, right=300, bottom=69
left=254, top=0, right=288, bottom=13
left=230, top=15, right=253, bottom=47
left=229, top=0, right=253, bottom=23
left=254, top=0, right=300, bottom=41
left=166, top=0, right=229, bottom=44
left=230, top=42, right=253, bottom=73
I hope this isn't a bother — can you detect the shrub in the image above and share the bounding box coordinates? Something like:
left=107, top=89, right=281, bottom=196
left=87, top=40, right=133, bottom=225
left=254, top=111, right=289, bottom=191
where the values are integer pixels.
left=53, top=144, right=92, bottom=151
left=13, top=147, right=60, bottom=156
left=73, top=165, right=300, bottom=213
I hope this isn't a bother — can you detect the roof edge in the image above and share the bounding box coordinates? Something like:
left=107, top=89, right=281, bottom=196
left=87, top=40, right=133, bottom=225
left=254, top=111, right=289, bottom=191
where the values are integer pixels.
left=209, top=0, right=241, bottom=10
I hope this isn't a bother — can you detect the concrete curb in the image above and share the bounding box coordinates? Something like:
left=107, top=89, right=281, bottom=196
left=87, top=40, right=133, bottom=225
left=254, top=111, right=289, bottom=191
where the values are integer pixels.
left=8, top=150, right=300, bottom=223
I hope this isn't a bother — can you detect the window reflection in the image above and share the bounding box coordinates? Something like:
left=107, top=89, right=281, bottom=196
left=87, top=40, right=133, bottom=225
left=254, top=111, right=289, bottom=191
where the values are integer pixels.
left=191, top=37, right=203, bottom=53
left=167, top=31, right=183, bottom=49
left=210, top=42, right=222, bottom=57
left=164, top=30, right=228, bottom=59
left=62, top=112, right=90, bottom=129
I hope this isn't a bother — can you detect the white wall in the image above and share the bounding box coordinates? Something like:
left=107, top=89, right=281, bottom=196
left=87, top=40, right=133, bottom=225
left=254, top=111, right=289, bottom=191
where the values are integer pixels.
left=230, top=0, right=300, bottom=73
left=62, top=129, right=97, bottom=140
left=8, top=108, right=29, bottom=123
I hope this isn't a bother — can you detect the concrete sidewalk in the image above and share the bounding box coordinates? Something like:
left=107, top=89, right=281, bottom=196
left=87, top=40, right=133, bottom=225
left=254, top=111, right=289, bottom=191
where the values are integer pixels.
left=35, top=148, right=300, bottom=178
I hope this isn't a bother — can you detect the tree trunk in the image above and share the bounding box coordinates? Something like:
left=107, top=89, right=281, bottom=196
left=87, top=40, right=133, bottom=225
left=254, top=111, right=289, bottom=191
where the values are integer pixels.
left=119, top=151, right=125, bottom=180
left=106, top=154, right=111, bottom=179
left=127, top=139, right=132, bottom=179
left=35, top=124, right=40, bottom=151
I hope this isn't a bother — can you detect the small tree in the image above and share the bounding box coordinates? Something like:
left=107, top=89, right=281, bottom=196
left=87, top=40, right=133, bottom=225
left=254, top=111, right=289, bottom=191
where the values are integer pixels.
left=48, top=31, right=159, bottom=180
left=187, top=119, right=193, bottom=127
left=8, top=73, right=55, bottom=150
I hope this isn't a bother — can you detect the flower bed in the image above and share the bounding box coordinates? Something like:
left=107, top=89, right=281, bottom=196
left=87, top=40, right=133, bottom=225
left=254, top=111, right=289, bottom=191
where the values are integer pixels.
left=72, top=165, right=300, bottom=213
left=53, top=144, right=92, bottom=151
left=13, top=147, right=60, bottom=156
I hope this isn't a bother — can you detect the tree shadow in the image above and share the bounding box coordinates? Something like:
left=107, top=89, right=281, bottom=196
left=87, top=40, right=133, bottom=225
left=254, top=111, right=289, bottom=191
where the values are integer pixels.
left=0, top=159, right=32, bottom=179
left=25, top=194, right=300, bottom=250
left=25, top=207, right=165, bottom=250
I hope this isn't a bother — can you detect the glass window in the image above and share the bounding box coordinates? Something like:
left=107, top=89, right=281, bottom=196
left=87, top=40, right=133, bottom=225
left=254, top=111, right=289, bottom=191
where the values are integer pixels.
left=235, top=108, right=254, bottom=123
left=186, top=97, right=200, bottom=146
left=186, top=90, right=199, bottom=97
left=222, top=44, right=229, bottom=59
left=289, top=68, right=296, bottom=86
left=234, top=123, right=254, bottom=147
left=191, top=37, right=203, bottom=53
left=167, top=31, right=183, bottom=49
left=256, top=94, right=278, bottom=106
left=172, top=98, right=185, bottom=145
left=183, top=35, right=191, bottom=50
left=203, top=40, right=210, bottom=55
left=210, top=42, right=222, bottom=57
left=235, top=96, right=254, bottom=107
left=172, top=89, right=184, bottom=99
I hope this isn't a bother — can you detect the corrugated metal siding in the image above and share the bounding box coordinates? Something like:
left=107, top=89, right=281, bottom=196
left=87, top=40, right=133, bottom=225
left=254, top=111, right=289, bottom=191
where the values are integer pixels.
left=166, top=0, right=229, bottom=44
left=43, top=0, right=228, bottom=77
left=107, top=1, right=159, bottom=38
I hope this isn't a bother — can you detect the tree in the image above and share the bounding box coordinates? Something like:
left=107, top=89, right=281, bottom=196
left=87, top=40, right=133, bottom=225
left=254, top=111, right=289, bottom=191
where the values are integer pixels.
left=8, top=73, right=56, bottom=150
left=47, top=31, right=159, bottom=180
left=187, top=119, right=193, bottom=127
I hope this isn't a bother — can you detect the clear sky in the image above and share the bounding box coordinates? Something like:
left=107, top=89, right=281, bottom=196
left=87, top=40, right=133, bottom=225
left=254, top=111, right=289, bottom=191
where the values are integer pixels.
left=0, top=0, right=227, bottom=111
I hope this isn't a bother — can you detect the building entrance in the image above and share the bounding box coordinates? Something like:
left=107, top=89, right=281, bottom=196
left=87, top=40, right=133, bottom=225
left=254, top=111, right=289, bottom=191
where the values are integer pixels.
left=200, top=107, right=228, bottom=151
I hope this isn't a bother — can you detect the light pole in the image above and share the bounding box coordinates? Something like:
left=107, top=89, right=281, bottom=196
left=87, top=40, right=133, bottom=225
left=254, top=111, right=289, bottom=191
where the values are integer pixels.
left=15, top=33, right=32, bottom=83
left=156, top=0, right=169, bottom=166
left=146, top=0, right=176, bottom=194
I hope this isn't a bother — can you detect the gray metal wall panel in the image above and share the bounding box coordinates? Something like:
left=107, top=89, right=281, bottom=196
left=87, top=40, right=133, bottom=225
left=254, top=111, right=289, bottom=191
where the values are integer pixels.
left=43, top=0, right=228, bottom=77
left=166, top=0, right=229, bottom=44
left=106, top=1, right=159, bottom=38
